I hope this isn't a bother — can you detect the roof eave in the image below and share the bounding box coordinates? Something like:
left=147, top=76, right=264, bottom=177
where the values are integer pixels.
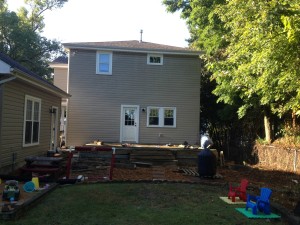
left=11, top=68, right=71, bottom=98
left=49, top=63, right=68, bottom=69
left=63, top=45, right=203, bottom=56
left=0, top=75, right=16, bottom=84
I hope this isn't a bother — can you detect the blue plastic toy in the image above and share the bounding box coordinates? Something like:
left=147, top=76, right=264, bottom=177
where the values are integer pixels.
left=246, top=187, right=272, bottom=215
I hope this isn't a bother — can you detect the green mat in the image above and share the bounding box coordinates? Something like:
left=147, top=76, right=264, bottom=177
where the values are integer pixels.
left=236, top=208, right=281, bottom=219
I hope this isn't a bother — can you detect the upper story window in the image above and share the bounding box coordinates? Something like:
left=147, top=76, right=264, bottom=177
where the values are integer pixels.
left=147, top=107, right=176, bottom=127
left=147, top=54, right=163, bottom=65
left=96, top=51, right=112, bottom=75
left=23, top=95, right=41, bottom=147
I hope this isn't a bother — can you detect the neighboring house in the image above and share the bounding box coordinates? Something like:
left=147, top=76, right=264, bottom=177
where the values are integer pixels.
left=0, top=53, right=70, bottom=173
left=49, top=56, right=69, bottom=143
left=51, top=40, right=201, bottom=146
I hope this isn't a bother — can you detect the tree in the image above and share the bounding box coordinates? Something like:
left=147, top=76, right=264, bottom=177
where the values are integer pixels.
left=212, top=0, right=300, bottom=142
left=163, top=0, right=228, bottom=56
left=20, top=0, right=67, bottom=32
left=0, top=0, right=67, bottom=78
left=163, top=0, right=300, bottom=143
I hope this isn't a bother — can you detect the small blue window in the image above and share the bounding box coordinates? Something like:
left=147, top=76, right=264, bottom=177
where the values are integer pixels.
left=96, top=52, right=112, bottom=75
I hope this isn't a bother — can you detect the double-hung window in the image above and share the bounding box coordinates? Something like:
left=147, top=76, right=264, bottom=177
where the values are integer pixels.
left=96, top=51, right=112, bottom=75
left=147, top=107, right=176, bottom=127
left=148, top=108, right=159, bottom=126
left=23, top=95, right=41, bottom=146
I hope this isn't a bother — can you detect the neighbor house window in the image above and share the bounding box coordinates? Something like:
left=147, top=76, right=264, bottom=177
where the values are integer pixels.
left=147, top=107, right=176, bottom=127
left=96, top=51, right=112, bottom=75
left=23, top=95, right=41, bottom=146
left=147, top=54, right=163, bottom=65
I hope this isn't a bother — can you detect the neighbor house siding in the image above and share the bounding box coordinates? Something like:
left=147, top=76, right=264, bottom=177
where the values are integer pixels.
left=0, top=80, right=61, bottom=170
left=53, top=67, right=68, bottom=93
left=67, top=49, right=200, bottom=145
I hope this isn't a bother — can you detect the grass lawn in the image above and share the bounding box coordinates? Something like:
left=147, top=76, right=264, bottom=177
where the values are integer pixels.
left=1, top=183, right=287, bottom=225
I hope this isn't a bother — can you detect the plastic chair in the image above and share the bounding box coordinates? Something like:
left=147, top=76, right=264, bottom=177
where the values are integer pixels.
left=246, top=187, right=272, bottom=215
left=228, top=179, right=249, bottom=202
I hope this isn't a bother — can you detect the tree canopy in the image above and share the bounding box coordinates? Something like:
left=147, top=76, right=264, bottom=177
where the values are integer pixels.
left=164, top=0, right=300, bottom=142
left=213, top=0, right=300, bottom=118
left=0, top=0, right=67, bottom=78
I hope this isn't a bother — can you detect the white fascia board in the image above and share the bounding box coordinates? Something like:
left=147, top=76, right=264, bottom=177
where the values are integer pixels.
left=49, top=63, right=68, bottom=69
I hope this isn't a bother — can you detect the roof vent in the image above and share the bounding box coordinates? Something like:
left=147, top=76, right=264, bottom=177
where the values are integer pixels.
left=140, top=29, right=143, bottom=43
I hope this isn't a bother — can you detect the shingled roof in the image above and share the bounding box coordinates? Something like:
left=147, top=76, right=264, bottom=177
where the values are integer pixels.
left=52, top=56, right=68, bottom=64
left=0, top=52, right=70, bottom=98
left=63, top=40, right=201, bottom=55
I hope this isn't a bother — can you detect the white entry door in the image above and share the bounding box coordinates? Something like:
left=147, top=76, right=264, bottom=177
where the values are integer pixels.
left=121, top=105, right=139, bottom=143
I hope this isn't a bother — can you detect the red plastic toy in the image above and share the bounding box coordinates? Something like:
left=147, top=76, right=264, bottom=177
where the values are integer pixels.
left=228, top=178, right=249, bottom=202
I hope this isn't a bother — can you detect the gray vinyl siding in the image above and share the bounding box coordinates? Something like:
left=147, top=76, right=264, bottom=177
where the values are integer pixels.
left=0, top=79, right=61, bottom=170
left=53, top=67, right=68, bottom=93
left=67, top=50, right=200, bottom=146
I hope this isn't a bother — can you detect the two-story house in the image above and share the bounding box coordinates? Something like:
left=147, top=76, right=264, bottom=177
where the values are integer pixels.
left=51, top=40, right=201, bottom=146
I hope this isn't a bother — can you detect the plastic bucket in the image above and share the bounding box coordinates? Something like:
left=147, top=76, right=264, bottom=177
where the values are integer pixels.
left=32, top=177, right=39, bottom=189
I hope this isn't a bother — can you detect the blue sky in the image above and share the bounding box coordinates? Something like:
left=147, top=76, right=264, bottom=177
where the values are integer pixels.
left=7, top=0, right=190, bottom=47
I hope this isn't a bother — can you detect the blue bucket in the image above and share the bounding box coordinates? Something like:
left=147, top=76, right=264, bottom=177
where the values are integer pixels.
left=23, top=181, right=35, bottom=192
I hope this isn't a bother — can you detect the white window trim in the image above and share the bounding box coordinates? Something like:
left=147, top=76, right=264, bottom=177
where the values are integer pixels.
left=147, top=107, right=176, bottom=128
left=23, top=95, right=41, bottom=147
left=147, top=54, right=163, bottom=65
left=96, top=51, right=113, bottom=75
